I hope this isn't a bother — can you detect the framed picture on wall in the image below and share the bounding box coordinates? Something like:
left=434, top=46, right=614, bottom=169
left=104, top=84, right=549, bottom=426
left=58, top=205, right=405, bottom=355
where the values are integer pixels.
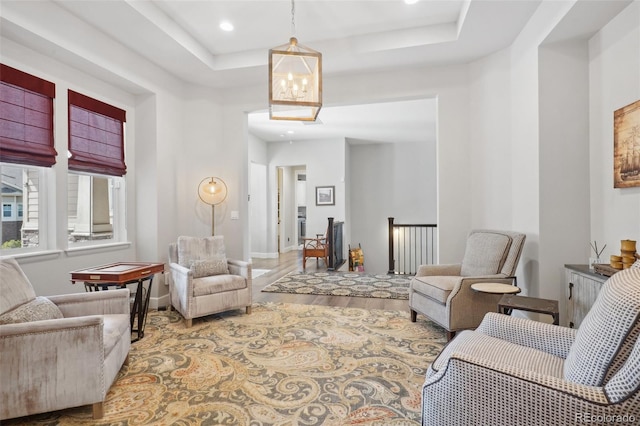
left=315, top=186, right=335, bottom=206
left=614, top=99, right=640, bottom=188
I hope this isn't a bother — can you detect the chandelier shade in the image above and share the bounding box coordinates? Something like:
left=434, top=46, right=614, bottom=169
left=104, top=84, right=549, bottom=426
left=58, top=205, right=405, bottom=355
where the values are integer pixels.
left=269, top=5, right=322, bottom=122
left=197, top=177, right=227, bottom=235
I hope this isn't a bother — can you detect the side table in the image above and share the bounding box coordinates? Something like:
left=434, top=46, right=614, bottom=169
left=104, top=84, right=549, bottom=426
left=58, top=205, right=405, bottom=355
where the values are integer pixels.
left=498, top=294, right=559, bottom=325
left=471, top=282, right=521, bottom=294
left=70, top=262, right=164, bottom=342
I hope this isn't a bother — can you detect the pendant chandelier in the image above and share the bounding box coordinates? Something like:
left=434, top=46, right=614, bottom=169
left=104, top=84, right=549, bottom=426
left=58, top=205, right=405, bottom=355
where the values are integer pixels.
left=268, top=0, right=322, bottom=121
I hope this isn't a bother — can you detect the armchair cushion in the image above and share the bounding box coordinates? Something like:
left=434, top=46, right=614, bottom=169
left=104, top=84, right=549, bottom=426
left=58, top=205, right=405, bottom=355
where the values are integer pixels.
left=0, top=257, right=36, bottom=314
left=411, top=275, right=459, bottom=304
left=188, top=257, right=229, bottom=278
left=564, top=268, right=640, bottom=386
left=460, top=231, right=511, bottom=276
left=477, top=312, right=576, bottom=358
left=0, top=296, right=63, bottom=324
left=430, top=329, right=564, bottom=379
left=193, top=274, right=247, bottom=297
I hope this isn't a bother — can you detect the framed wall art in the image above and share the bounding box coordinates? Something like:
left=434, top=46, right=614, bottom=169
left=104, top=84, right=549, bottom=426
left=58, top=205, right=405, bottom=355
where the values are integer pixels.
left=315, top=186, right=335, bottom=206
left=614, top=99, right=640, bottom=188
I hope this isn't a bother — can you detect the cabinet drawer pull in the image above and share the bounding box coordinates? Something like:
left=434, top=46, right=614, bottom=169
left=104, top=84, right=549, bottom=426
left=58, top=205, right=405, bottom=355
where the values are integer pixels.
left=569, top=282, right=573, bottom=300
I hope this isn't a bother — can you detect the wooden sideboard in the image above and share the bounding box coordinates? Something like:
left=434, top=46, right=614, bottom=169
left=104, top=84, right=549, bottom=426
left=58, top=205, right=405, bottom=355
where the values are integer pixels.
left=564, top=264, right=608, bottom=328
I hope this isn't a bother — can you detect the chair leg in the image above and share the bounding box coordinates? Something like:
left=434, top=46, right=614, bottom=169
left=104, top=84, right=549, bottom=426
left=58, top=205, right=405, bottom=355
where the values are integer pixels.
left=185, top=318, right=193, bottom=328
left=446, top=330, right=456, bottom=341
left=123, top=354, right=130, bottom=366
left=92, top=401, right=104, bottom=419
left=410, top=309, right=417, bottom=322
left=246, top=305, right=252, bottom=314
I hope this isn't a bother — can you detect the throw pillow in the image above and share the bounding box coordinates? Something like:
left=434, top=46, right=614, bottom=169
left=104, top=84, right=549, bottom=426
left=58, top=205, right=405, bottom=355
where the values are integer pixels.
left=189, top=257, right=229, bottom=278
left=0, top=296, right=64, bottom=325
left=632, top=259, right=640, bottom=269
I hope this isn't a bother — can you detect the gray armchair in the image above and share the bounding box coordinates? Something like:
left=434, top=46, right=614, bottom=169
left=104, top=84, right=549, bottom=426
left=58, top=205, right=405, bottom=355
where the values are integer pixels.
left=421, top=267, right=640, bottom=425
left=0, top=258, right=131, bottom=420
left=168, top=235, right=252, bottom=327
left=409, top=229, right=525, bottom=339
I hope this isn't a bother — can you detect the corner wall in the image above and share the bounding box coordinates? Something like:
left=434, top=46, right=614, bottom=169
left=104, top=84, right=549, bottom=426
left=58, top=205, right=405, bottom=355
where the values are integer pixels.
left=589, top=1, right=640, bottom=257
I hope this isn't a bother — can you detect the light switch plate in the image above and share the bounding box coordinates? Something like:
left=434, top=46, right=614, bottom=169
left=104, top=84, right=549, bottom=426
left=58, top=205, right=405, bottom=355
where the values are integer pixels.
left=230, top=211, right=239, bottom=220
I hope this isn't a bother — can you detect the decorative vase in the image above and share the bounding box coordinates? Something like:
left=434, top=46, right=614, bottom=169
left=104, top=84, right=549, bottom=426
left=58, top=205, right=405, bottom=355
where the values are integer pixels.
left=621, top=239, right=637, bottom=252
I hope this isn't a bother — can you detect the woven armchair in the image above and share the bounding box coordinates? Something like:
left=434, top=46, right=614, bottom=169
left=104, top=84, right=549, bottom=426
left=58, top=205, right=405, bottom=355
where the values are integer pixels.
left=421, top=267, right=640, bottom=425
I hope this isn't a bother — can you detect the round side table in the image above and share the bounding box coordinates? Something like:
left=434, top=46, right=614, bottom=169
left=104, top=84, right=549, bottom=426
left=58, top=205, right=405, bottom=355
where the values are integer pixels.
left=471, top=282, right=521, bottom=294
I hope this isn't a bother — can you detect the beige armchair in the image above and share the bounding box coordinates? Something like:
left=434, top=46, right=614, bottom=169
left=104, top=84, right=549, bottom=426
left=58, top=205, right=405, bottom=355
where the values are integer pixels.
left=0, top=258, right=131, bottom=420
left=409, top=229, right=525, bottom=339
left=168, top=235, right=252, bottom=327
left=421, top=267, right=640, bottom=425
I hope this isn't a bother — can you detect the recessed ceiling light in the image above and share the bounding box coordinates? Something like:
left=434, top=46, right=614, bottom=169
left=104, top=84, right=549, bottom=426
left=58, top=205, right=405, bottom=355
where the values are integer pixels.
left=404, top=0, right=419, bottom=4
left=220, top=21, right=234, bottom=32
left=287, top=130, right=295, bottom=134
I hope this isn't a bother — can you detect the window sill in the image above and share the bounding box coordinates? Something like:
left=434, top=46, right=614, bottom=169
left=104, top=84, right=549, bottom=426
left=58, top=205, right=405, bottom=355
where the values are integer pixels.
left=2, top=249, right=64, bottom=263
left=65, top=241, right=132, bottom=256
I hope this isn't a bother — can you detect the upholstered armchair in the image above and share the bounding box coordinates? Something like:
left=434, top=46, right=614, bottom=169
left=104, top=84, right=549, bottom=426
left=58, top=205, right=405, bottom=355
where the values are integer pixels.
left=168, top=235, right=252, bottom=327
left=421, top=267, right=640, bottom=425
left=409, top=229, right=525, bottom=339
left=0, top=258, right=131, bottom=420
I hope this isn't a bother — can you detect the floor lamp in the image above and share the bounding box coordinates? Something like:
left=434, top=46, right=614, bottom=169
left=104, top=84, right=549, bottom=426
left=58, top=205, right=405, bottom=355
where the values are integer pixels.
left=197, top=177, right=228, bottom=236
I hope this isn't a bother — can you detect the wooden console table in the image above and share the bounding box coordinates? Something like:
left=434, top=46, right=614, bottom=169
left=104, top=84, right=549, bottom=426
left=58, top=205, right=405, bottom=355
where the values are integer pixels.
left=70, top=262, right=164, bottom=342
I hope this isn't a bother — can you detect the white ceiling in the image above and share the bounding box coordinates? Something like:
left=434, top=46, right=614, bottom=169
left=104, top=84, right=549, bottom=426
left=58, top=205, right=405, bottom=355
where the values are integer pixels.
left=1, top=0, right=625, bottom=143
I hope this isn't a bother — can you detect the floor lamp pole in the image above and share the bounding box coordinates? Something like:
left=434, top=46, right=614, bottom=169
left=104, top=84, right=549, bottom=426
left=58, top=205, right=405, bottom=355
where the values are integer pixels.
left=211, top=204, right=215, bottom=236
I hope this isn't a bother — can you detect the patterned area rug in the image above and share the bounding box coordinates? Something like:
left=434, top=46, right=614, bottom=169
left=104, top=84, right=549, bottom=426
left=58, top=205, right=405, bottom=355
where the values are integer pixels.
left=6, top=303, right=445, bottom=425
left=262, top=271, right=412, bottom=299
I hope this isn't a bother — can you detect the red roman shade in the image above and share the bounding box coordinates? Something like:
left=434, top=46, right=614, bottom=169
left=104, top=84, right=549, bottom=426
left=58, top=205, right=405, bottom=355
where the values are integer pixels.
left=68, top=90, right=127, bottom=176
left=0, top=64, right=57, bottom=167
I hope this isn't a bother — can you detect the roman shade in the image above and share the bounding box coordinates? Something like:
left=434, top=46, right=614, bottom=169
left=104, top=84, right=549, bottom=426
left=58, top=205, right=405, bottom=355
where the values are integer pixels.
left=68, top=90, right=126, bottom=176
left=0, top=64, right=57, bottom=167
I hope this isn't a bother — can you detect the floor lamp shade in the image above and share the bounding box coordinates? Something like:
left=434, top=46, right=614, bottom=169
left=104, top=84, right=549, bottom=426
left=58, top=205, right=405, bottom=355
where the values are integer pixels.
left=197, top=177, right=227, bottom=235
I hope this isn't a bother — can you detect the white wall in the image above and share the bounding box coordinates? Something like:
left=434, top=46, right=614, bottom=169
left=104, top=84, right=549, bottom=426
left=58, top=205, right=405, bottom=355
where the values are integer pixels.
left=589, top=1, right=640, bottom=259
left=348, top=140, right=436, bottom=273
left=266, top=138, right=347, bottom=256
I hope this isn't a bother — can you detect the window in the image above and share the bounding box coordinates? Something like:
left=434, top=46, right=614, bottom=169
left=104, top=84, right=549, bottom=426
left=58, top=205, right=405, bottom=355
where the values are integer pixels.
left=0, top=65, right=54, bottom=252
left=67, top=173, right=125, bottom=244
left=0, top=163, right=43, bottom=251
left=67, top=90, right=127, bottom=246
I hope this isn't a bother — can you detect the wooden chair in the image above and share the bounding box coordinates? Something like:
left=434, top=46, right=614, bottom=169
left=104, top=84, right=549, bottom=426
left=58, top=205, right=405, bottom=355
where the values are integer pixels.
left=302, top=230, right=329, bottom=270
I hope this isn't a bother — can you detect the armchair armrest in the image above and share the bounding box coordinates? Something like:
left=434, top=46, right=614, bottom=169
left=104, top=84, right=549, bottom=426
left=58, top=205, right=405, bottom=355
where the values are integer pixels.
left=0, top=316, right=106, bottom=412
left=416, top=263, right=462, bottom=277
left=48, top=288, right=129, bottom=318
left=425, top=352, right=609, bottom=406
left=476, top=312, right=576, bottom=358
left=228, top=259, right=251, bottom=279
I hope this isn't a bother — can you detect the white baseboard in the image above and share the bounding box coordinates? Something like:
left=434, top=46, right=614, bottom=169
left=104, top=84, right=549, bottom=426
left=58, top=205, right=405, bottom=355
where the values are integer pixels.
left=150, top=293, right=170, bottom=310
left=251, top=252, right=279, bottom=259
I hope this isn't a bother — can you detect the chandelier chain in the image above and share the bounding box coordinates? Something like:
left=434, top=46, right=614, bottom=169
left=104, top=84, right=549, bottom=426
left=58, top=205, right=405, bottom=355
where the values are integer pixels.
left=290, top=0, right=296, bottom=36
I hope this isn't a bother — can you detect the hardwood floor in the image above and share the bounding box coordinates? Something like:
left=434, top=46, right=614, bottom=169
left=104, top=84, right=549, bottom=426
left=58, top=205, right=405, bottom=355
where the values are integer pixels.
left=251, top=250, right=409, bottom=312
